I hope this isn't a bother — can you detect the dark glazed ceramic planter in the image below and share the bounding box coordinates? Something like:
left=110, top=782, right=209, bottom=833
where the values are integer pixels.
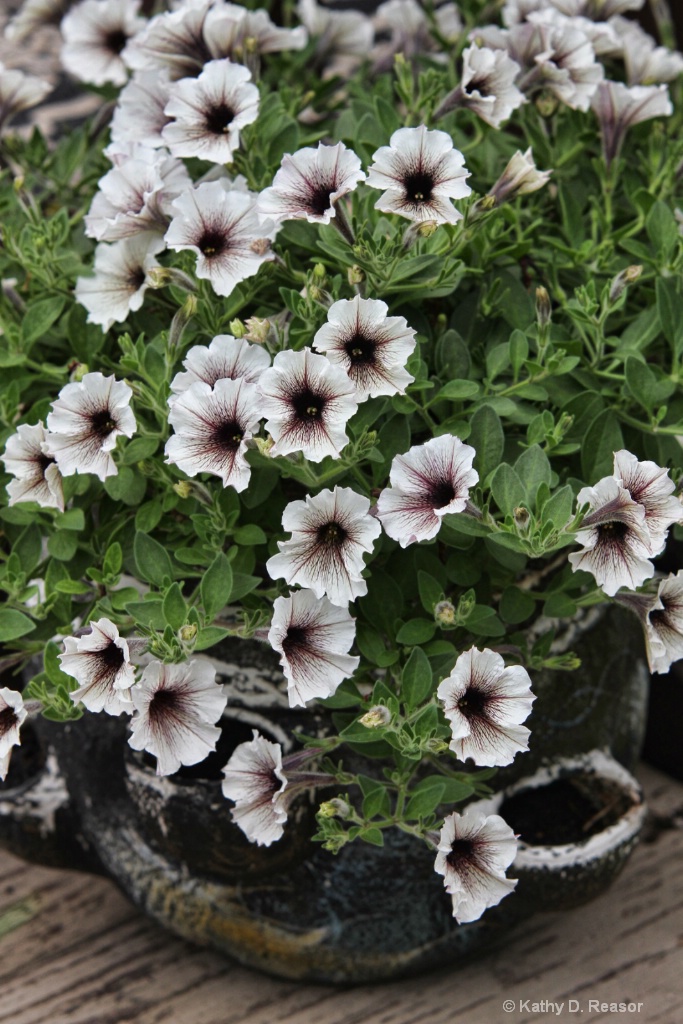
left=0, top=606, right=649, bottom=983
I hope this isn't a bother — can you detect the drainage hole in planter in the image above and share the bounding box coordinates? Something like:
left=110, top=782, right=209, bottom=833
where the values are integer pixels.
left=499, top=776, right=635, bottom=846
left=0, top=724, right=47, bottom=792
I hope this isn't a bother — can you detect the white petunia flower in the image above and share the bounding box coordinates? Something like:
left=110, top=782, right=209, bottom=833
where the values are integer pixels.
left=128, top=658, right=227, bottom=777
left=613, top=450, right=682, bottom=553
left=258, top=142, right=365, bottom=229
left=376, top=435, right=479, bottom=547
left=268, top=589, right=360, bottom=707
left=44, top=372, right=136, bottom=481
left=312, top=295, right=417, bottom=401
left=530, top=21, right=604, bottom=112
left=435, top=45, right=525, bottom=127
left=122, top=0, right=214, bottom=79
left=645, top=571, right=683, bottom=675
left=591, top=80, right=673, bottom=167
left=85, top=147, right=191, bottom=242
left=525, top=7, right=621, bottom=59
left=165, top=377, right=261, bottom=491
left=568, top=475, right=655, bottom=596
left=4, top=0, right=73, bottom=42
left=203, top=3, right=307, bottom=62
left=487, top=148, right=552, bottom=206
left=366, top=126, right=471, bottom=225
left=612, top=17, right=683, bottom=85
left=266, top=486, right=381, bottom=607
left=221, top=730, right=289, bottom=846
left=297, top=0, right=372, bottom=71
left=60, top=0, right=144, bottom=88
left=434, top=807, right=518, bottom=924
left=75, top=233, right=164, bottom=332
left=162, top=59, right=259, bottom=165
left=164, top=180, right=276, bottom=298
left=110, top=69, right=173, bottom=149
left=258, top=348, right=358, bottom=462
left=169, top=334, right=270, bottom=403
left=437, top=647, right=535, bottom=767
left=372, top=0, right=461, bottom=69
left=60, top=618, right=135, bottom=715
left=0, top=61, right=51, bottom=132
left=0, top=688, right=27, bottom=783
left=1, top=422, right=64, bottom=512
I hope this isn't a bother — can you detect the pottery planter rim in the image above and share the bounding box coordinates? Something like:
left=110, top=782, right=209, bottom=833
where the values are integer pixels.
left=473, top=749, right=646, bottom=870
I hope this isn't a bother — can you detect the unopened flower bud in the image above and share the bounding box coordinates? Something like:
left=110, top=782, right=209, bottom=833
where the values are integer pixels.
left=168, top=294, right=197, bottom=349
left=173, top=480, right=193, bottom=499
left=254, top=435, right=274, bottom=457
left=179, top=623, right=197, bottom=643
left=312, top=263, right=327, bottom=282
left=70, top=362, right=89, bottom=382
left=403, top=220, right=438, bottom=250
left=318, top=798, right=351, bottom=819
left=13, top=175, right=25, bottom=192
left=514, top=506, right=530, bottom=529
left=147, top=266, right=197, bottom=292
left=347, top=264, right=364, bottom=286
left=229, top=318, right=246, bottom=338
left=250, top=238, right=271, bottom=256
left=535, top=286, right=551, bottom=328
left=425, top=738, right=449, bottom=754
left=244, top=316, right=270, bottom=344
left=359, top=705, right=391, bottom=728
left=535, top=91, right=559, bottom=118
left=434, top=600, right=456, bottom=629
left=609, top=265, right=642, bottom=303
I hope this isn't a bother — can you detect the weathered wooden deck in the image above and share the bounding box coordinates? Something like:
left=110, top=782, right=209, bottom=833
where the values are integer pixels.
left=0, top=763, right=681, bottom=1024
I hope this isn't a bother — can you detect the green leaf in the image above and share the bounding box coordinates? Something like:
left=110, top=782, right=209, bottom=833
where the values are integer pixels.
left=656, top=276, right=683, bottom=355
left=0, top=609, right=36, bottom=641
left=228, top=572, right=260, bottom=602
left=21, top=296, right=65, bottom=345
left=103, top=543, right=122, bottom=577
left=490, top=463, right=527, bottom=517
left=417, top=570, right=443, bottom=614
left=14, top=524, right=43, bottom=575
left=469, top=405, right=504, bottom=482
left=360, top=828, right=384, bottom=847
left=362, top=786, right=391, bottom=819
left=581, top=410, right=623, bottom=481
left=201, top=552, right=233, bottom=619
left=543, top=592, right=578, bottom=617
left=133, top=532, right=173, bottom=586
left=194, top=625, right=232, bottom=650
left=356, top=622, right=388, bottom=664
left=233, top=524, right=267, bottom=546
left=163, top=583, right=187, bottom=631
left=47, top=530, right=79, bottom=561
left=435, top=379, right=480, bottom=401
left=646, top=200, right=679, bottom=261
left=135, top=501, right=163, bottom=533
left=486, top=342, right=510, bottom=382
left=514, top=444, right=551, bottom=509
left=121, top=436, right=160, bottom=464
left=509, top=330, right=529, bottom=377
left=55, top=508, right=85, bottom=531
left=104, top=466, right=147, bottom=506
left=542, top=485, right=574, bottom=528
left=395, top=618, right=437, bottom=645
left=405, top=781, right=446, bottom=819
left=500, top=586, right=536, bottom=624
left=125, top=599, right=165, bottom=629
left=401, top=647, right=433, bottom=707
left=44, top=641, right=75, bottom=689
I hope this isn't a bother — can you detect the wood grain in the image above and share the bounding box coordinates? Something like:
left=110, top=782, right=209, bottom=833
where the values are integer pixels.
left=0, top=763, right=681, bottom=1024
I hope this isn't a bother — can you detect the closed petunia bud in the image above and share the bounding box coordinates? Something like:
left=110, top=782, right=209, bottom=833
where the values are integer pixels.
left=359, top=705, right=391, bottom=728
left=434, top=600, right=457, bottom=629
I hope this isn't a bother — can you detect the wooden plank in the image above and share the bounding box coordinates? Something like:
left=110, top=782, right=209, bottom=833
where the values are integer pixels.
left=0, top=763, right=681, bottom=1024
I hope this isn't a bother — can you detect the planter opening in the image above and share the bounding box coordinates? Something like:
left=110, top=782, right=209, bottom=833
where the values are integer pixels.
left=499, top=775, right=636, bottom=847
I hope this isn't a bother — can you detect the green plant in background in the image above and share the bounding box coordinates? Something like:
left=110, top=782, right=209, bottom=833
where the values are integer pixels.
left=0, top=0, right=682, bottom=923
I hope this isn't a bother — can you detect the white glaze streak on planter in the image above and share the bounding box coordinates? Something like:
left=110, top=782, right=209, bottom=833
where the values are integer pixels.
left=0, top=753, right=69, bottom=837
left=0, top=764, right=681, bottom=1024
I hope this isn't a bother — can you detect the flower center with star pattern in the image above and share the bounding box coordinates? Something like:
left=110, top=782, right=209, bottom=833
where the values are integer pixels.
left=205, top=102, right=235, bottom=136
left=213, top=419, right=244, bottom=452
left=446, top=837, right=476, bottom=870
left=403, top=168, right=435, bottom=204
left=317, top=521, right=347, bottom=547
left=429, top=479, right=456, bottom=508
left=90, top=409, right=117, bottom=438
left=198, top=229, right=228, bottom=257
left=344, top=332, right=376, bottom=367
left=292, top=387, right=325, bottom=421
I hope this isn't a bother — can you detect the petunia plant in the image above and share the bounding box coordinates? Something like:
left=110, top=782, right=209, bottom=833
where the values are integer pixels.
left=1, top=0, right=683, bottom=926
